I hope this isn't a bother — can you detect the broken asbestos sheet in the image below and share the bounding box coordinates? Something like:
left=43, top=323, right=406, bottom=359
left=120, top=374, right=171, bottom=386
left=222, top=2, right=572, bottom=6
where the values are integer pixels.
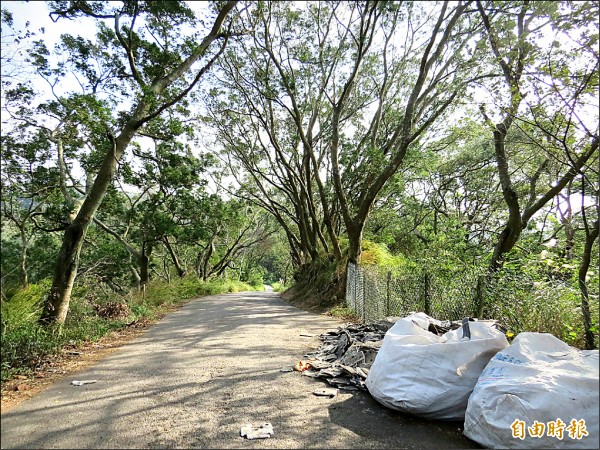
left=299, top=319, right=399, bottom=390
left=71, top=380, right=97, bottom=386
left=313, top=387, right=338, bottom=398
left=300, top=316, right=475, bottom=391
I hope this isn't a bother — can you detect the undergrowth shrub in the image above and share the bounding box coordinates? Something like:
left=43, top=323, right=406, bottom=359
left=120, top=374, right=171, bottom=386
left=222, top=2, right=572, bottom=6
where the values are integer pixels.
left=271, top=282, right=289, bottom=292
left=1, top=275, right=260, bottom=381
left=327, top=305, right=360, bottom=321
left=1, top=280, right=51, bottom=333
left=1, top=325, right=58, bottom=380
left=487, top=272, right=596, bottom=348
left=360, top=240, right=406, bottom=267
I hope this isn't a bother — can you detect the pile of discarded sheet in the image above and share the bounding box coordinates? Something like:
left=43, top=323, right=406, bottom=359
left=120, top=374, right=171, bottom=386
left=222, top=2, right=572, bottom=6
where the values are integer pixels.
left=297, top=317, right=465, bottom=391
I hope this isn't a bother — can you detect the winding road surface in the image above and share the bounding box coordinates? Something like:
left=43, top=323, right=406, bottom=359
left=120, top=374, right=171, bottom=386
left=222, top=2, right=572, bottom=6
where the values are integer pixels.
left=1, top=291, right=479, bottom=448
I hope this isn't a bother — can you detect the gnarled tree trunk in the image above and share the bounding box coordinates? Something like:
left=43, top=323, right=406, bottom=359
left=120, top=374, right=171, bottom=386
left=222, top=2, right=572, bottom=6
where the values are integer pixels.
left=164, top=238, right=186, bottom=278
left=39, top=1, right=237, bottom=325
left=579, top=220, right=599, bottom=350
left=40, top=128, right=134, bottom=325
left=139, top=241, right=153, bottom=287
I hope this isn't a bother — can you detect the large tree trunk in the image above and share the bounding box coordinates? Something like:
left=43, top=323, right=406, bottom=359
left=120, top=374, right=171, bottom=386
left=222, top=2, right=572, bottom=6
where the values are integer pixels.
left=40, top=124, right=137, bottom=325
left=39, top=220, right=87, bottom=325
left=139, top=241, right=153, bottom=287
left=487, top=127, right=522, bottom=272
left=346, top=223, right=364, bottom=266
left=308, top=151, right=342, bottom=261
left=475, top=124, right=521, bottom=318
left=164, top=238, right=186, bottom=277
left=579, top=220, right=599, bottom=350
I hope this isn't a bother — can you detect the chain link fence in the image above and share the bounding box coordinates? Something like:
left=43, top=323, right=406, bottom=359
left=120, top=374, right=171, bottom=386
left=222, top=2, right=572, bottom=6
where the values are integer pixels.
left=345, top=262, right=479, bottom=322
left=345, top=262, right=599, bottom=348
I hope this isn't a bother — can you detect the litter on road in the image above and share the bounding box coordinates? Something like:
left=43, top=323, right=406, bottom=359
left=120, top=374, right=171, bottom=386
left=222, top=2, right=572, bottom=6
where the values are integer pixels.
left=297, top=318, right=400, bottom=390
left=71, top=380, right=98, bottom=386
left=294, top=360, right=312, bottom=372
left=313, top=388, right=338, bottom=398
left=240, top=423, right=274, bottom=440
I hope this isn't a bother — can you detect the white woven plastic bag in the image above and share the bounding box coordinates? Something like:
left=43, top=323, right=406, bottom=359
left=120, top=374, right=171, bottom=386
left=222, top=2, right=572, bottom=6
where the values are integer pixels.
left=464, top=332, right=599, bottom=449
left=366, top=312, right=509, bottom=420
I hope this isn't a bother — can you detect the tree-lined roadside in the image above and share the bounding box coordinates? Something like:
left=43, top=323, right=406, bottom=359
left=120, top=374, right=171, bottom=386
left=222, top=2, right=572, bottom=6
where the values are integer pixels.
left=1, top=0, right=598, bottom=380
left=1, top=275, right=261, bottom=383
left=1, top=291, right=479, bottom=449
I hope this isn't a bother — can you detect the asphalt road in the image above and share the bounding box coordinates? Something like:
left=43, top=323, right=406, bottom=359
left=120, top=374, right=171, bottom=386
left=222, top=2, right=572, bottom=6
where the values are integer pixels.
left=0, top=291, right=480, bottom=449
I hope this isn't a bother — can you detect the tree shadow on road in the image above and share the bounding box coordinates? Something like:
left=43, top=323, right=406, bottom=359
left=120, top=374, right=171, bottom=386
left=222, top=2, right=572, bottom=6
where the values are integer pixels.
left=1, top=292, right=480, bottom=449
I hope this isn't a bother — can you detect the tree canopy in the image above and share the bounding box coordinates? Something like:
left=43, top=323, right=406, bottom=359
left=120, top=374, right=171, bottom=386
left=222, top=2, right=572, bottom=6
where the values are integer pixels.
left=1, top=0, right=598, bottom=348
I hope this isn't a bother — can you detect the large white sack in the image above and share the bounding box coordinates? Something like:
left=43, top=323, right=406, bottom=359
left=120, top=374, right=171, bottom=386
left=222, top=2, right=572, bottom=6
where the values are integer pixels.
left=366, top=312, right=509, bottom=420
left=464, top=332, right=599, bottom=449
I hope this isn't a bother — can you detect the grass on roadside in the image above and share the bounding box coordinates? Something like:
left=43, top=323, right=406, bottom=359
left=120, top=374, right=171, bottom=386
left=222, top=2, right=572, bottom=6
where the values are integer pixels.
left=1, top=276, right=259, bottom=382
left=326, top=305, right=361, bottom=322
left=270, top=281, right=290, bottom=293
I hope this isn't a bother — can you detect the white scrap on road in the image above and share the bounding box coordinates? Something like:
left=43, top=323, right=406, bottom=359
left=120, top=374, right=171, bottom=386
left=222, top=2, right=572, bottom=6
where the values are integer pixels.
left=71, top=380, right=97, bottom=386
left=240, top=423, right=274, bottom=440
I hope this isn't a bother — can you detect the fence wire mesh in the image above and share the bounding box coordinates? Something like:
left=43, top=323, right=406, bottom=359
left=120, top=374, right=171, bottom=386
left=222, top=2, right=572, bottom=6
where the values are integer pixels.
left=345, top=263, right=480, bottom=322
left=345, top=263, right=599, bottom=349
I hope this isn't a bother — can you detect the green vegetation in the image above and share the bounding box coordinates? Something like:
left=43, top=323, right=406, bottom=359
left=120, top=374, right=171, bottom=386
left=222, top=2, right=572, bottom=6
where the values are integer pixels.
left=350, top=236, right=598, bottom=347
left=0, top=0, right=597, bottom=384
left=271, top=282, right=289, bottom=293
left=1, top=277, right=258, bottom=381
left=327, top=305, right=360, bottom=322
left=283, top=257, right=346, bottom=312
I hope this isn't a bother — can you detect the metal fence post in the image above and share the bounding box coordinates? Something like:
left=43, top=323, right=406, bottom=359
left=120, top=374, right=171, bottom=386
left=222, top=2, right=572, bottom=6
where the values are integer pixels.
left=354, top=264, right=358, bottom=315
left=475, top=274, right=486, bottom=318
left=362, top=269, right=366, bottom=321
left=348, top=263, right=352, bottom=310
left=386, top=271, right=391, bottom=316
left=423, top=272, right=431, bottom=315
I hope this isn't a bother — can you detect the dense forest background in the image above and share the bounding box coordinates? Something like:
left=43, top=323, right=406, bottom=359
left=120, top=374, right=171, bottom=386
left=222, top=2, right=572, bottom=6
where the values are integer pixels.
left=1, top=0, right=598, bottom=379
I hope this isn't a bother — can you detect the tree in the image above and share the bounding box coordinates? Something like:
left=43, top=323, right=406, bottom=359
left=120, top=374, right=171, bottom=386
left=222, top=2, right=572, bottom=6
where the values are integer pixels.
left=208, top=1, right=350, bottom=267
left=577, top=172, right=599, bottom=349
left=1, top=133, right=57, bottom=287
left=1, top=7, right=40, bottom=90
left=474, top=0, right=599, bottom=316
left=35, top=0, right=238, bottom=325
left=328, top=1, right=482, bottom=265
left=92, top=135, right=212, bottom=286
left=211, top=1, right=484, bottom=272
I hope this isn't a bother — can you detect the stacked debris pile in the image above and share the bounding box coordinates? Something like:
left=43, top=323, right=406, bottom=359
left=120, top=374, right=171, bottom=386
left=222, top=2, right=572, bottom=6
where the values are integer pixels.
left=93, top=301, right=130, bottom=319
left=297, top=317, right=468, bottom=391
